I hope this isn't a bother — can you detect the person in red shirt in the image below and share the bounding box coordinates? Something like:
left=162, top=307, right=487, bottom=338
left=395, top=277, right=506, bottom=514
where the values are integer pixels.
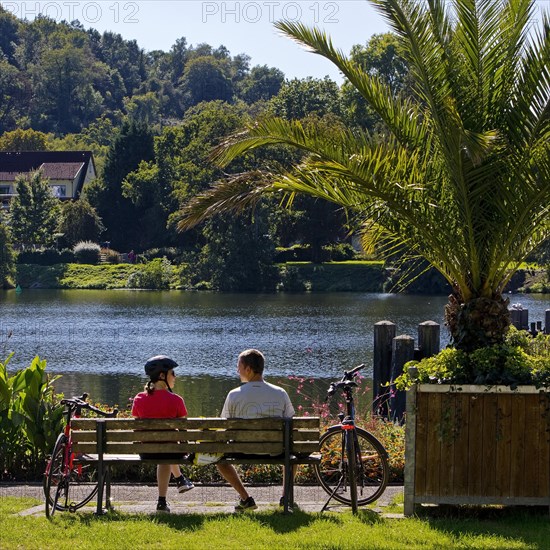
left=132, top=355, right=194, bottom=513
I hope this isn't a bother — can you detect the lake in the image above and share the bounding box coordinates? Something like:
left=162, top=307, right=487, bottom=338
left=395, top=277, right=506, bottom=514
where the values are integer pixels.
left=1, top=289, right=548, bottom=415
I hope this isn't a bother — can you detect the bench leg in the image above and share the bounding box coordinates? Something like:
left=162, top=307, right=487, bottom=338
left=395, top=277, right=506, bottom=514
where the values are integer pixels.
left=105, top=466, right=112, bottom=511
left=283, top=464, right=292, bottom=514
left=96, top=469, right=105, bottom=515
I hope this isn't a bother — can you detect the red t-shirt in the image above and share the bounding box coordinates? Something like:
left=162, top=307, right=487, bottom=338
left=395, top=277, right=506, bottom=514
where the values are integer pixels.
left=131, top=389, right=187, bottom=418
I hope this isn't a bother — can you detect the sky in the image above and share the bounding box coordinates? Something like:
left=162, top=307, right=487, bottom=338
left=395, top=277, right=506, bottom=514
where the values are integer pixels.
left=2, top=1, right=549, bottom=83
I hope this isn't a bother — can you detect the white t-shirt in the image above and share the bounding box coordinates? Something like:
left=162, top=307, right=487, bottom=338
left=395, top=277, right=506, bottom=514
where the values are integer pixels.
left=221, top=380, right=295, bottom=419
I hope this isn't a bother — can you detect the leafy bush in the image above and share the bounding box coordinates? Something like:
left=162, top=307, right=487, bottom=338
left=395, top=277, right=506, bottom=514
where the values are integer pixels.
left=127, top=257, right=173, bottom=289
left=0, top=355, right=64, bottom=480
left=102, top=248, right=120, bottom=264
left=141, top=247, right=183, bottom=264
left=17, top=248, right=75, bottom=265
left=275, top=245, right=312, bottom=262
left=324, top=243, right=357, bottom=261
left=397, top=327, right=550, bottom=389
left=73, top=241, right=101, bottom=264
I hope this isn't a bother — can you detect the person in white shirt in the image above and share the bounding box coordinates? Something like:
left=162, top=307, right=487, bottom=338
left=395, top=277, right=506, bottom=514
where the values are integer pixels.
left=217, top=349, right=295, bottom=512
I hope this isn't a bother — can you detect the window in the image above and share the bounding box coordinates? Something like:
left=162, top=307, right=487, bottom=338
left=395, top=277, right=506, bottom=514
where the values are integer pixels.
left=51, top=185, right=66, bottom=198
left=0, top=186, right=10, bottom=195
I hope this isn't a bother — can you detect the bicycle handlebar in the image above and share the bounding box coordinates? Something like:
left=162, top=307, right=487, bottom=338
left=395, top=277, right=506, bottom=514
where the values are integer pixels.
left=60, top=393, right=118, bottom=417
left=326, top=364, right=366, bottom=400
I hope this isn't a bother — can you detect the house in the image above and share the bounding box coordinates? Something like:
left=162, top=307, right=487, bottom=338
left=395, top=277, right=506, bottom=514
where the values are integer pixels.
left=0, top=151, right=96, bottom=209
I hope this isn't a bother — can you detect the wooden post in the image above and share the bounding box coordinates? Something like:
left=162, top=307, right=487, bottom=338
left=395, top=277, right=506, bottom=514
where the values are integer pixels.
left=404, top=384, right=418, bottom=516
left=545, top=310, right=550, bottom=335
left=390, top=335, right=415, bottom=422
left=418, top=321, right=440, bottom=359
left=510, top=307, right=529, bottom=330
left=373, top=321, right=396, bottom=417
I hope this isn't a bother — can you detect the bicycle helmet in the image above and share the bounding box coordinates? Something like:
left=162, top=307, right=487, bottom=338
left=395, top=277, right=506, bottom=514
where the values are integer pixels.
left=144, top=355, right=178, bottom=379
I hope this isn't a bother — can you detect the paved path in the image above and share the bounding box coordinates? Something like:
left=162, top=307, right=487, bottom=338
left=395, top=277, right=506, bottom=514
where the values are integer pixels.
left=1, top=483, right=403, bottom=516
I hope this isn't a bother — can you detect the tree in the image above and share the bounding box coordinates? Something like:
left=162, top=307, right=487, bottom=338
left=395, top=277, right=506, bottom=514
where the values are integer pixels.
left=57, top=199, right=104, bottom=246
left=179, top=0, right=550, bottom=353
left=0, top=129, right=50, bottom=151
left=0, top=218, right=15, bottom=287
left=10, top=171, right=60, bottom=247
left=269, top=76, right=341, bottom=119
left=0, top=60, right=24, bottom=133
left=238, top=65, right=285, bottom=103
left=341, top=32, right=410, bottom=130
left=197, top=209, right=277, bottom=291
left=87, top=120, right=154, bottom=250
left=180, top=56, right=233, bottom=108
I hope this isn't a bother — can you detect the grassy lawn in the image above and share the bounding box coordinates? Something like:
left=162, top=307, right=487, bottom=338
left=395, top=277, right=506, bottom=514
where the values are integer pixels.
left=2, top=497, right=548, bottom=550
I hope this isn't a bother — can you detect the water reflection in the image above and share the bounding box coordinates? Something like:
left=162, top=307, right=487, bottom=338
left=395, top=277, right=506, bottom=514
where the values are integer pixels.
left=2, top=289, right=549, bottom=413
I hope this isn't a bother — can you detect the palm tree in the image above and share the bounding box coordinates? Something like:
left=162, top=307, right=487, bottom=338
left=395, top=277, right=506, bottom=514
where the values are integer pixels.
left=179, top=0, right=550, bottom=353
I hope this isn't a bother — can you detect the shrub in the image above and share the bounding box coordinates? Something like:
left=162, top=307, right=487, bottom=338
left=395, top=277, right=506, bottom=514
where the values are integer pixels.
left=277, top=265, right=307, bottom=291
left=73, top=241, right=101, bottom=264
left=397, top=327, right=550, bottom=390
left=102, top=248, right=120, bottom=264
left=127, top=257, right=173, bottom=289
left=16, top=248, right=75, bottom=265
left=324, top=243, right=357, bottom=261
left=141, top=247, right=183, bottom=264
left=0, top=355, right=64, bottom=480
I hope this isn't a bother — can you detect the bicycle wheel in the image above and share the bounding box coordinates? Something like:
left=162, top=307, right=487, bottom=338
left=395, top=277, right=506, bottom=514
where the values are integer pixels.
left=315, top=426, right=389, bottom=506
left=44, top=434, right=99, bottom=515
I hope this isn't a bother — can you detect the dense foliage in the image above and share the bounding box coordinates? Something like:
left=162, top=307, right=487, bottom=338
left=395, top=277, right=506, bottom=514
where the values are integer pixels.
left=9, top=171, right=60, bottom=247
left=397, top=327, right=550, bottom=389
left=0, top=7, right=287, bottom=136
left=0, top=354, right=64, bottom=480
left=0, top=220, right=15, bottom=287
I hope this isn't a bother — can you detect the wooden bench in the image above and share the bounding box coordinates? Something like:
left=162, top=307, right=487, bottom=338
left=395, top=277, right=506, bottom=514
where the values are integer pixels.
left=71, top=416, right=321, bottom=514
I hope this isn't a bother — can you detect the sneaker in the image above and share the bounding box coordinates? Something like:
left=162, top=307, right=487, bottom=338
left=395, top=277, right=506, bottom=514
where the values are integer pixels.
left=234, top=496, right=257, bottom=512
left=175, top=476, right=195, bottom=493
left=156, top=501, right=170, bottom=513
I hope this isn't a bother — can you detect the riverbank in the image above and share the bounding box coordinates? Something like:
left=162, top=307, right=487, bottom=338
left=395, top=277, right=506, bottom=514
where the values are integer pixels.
left=15, top=261, right=387, bottom=292
left=14, top=261, right=549, bottom=293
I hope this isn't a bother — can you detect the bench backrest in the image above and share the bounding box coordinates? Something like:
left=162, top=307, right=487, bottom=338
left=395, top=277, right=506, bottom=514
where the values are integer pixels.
left=71, top=417, right=320, bottom=456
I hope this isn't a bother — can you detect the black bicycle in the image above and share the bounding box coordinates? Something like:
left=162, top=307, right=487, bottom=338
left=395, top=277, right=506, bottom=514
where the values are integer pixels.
left=315, top=364, right=390, bottom=512
left=43, top=394, right=118, bottom=518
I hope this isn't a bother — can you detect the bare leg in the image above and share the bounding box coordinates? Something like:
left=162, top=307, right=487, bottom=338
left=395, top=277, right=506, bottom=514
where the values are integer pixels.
left=157, top=464, right=171, bottom=498
left=170, top=464, right=182, bottom=478
left=217, top=463, right=249, bottom=501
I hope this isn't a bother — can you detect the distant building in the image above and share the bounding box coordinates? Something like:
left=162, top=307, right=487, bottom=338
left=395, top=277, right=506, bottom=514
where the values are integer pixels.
left=0, top=151, right=96, bottom=210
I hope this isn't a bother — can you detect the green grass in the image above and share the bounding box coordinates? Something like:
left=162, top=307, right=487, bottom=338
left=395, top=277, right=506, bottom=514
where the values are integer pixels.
left=283, top=261, right=385, bottom=266
left=17, top=264, right=140, bottom=289
left=1, top=497, right=548, bottom=550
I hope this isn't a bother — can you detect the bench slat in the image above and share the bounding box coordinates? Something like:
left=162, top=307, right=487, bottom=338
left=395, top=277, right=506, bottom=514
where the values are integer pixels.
left=73, top=417, right=294, bottom=431
left=72, top=430, right=286, bottom=444
left=74, top=442, right=284, bottom=454
left=72, top=416, right=319, bottom=431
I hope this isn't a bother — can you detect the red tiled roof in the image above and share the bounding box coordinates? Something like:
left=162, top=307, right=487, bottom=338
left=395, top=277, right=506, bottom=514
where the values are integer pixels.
left=39, top=162, right=84, bottom=180
left=0, top=172, right=21, bottom=181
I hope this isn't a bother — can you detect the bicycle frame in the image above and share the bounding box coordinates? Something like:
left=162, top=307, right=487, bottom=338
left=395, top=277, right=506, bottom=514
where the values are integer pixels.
left=321, top=383, right=363, bottom=512
left=44, top=394, right=117, bottom=517
left=316, top=364, right=389, bottom=513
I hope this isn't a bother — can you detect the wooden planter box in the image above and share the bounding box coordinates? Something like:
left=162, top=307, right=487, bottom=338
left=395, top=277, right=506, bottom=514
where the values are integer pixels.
left=404, top=384, right=550, bottom=515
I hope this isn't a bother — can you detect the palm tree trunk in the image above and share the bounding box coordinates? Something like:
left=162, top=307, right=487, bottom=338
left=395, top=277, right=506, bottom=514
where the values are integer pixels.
left=444, top=291, right=511, bottom=352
